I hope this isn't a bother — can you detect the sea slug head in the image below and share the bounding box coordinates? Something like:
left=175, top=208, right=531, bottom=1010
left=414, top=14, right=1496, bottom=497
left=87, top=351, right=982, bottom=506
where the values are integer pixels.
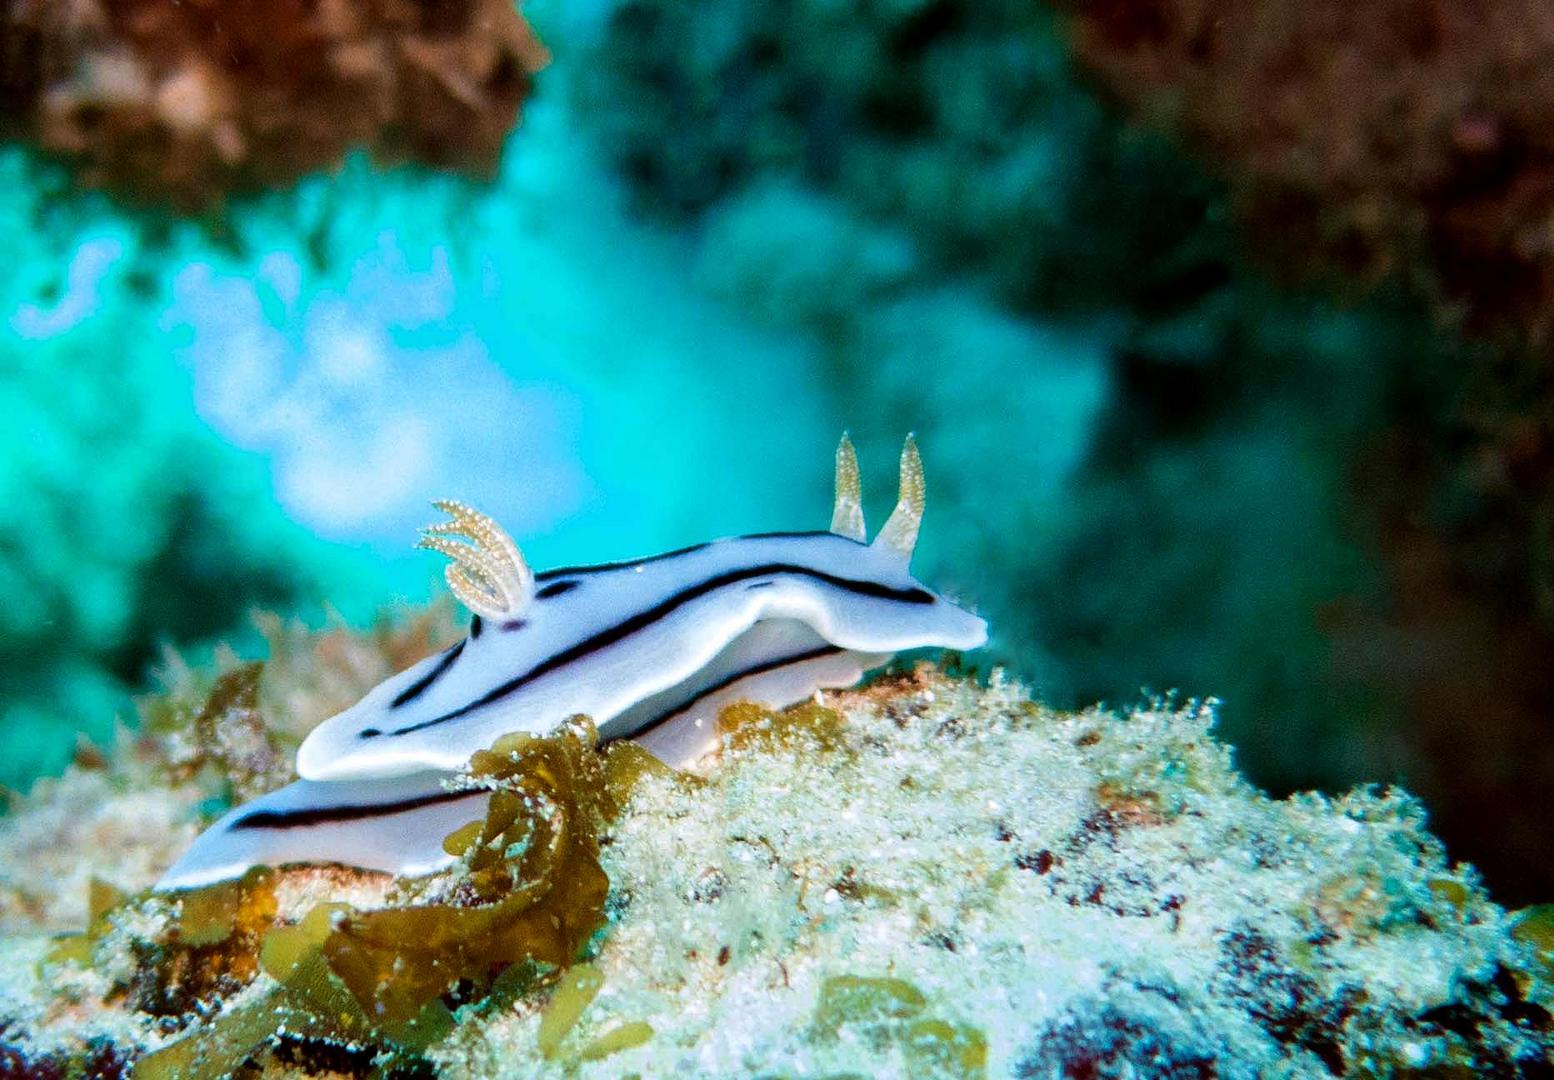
left=832, top=432, right=987, bottom=652
left=295, top=498, right=548, bottom=780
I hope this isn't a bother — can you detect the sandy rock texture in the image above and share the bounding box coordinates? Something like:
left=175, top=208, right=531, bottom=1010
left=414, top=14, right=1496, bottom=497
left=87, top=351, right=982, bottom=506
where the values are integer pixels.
left=0, top=658, right=1549, bottom=1077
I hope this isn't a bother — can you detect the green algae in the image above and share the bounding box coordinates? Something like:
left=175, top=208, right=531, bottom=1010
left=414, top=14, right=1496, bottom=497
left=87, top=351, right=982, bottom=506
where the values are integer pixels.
left=1429, top=877, right=1473, bottom=910
left=141, top=871, right=278, bottom=1017
left=1510, top=904, right=1554, bottom=1005
left=132, top=995, right=292, bottom=1080
left=902, top=1018, right=987, bottom=1080
left=87, top=877, right=127, bottom=923
left=45, top=877, right=136, bottom=969
left=577, top=1018, right=655, bottom=1061
left=811, top=975, right=985, bottom=1078
left=601, top=738, right=692, bottom=806
left=30, top=693, right=718, bottom=1078
left=1511, top=905, right=1554, bottom=970
left=812, top=975, right=928, bottom=1035
left=536, top=962, right=606, bottom=1057
left=45, top=869, right=280, bottom=1017
left=79, top=713, right=689, bottom=1075
left=719, top=700, right=850, bottom=756
left=174, top=869, right=278, bottom=950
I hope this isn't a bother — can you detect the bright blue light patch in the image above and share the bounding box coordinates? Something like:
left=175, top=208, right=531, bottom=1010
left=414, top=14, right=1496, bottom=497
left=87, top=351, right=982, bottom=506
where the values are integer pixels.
left=11, top=234, right=125, bottom=339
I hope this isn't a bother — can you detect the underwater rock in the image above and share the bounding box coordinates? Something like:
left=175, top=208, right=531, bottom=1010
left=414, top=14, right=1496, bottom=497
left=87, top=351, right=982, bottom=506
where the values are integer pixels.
left=0, top=0, right=547, bottom=207
left=1063, top=0, right=1554, bottom=348
left=0, top=612, right=1550, bottom=1076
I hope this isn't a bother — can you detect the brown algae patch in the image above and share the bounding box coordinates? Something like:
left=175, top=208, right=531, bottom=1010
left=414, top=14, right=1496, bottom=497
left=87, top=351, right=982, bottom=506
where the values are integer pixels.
left=12, top=715, right=638, bottom=1077
left=0, top=635, right=1550, bottom=1076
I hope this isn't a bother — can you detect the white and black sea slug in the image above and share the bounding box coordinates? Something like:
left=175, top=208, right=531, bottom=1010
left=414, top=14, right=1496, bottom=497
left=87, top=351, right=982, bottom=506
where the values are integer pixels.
left=157, top=436, right=986, bottom=890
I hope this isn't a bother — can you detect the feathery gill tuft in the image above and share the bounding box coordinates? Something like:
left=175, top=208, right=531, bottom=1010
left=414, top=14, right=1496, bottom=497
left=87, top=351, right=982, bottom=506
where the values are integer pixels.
left=417, top=500, right=535, bottom=620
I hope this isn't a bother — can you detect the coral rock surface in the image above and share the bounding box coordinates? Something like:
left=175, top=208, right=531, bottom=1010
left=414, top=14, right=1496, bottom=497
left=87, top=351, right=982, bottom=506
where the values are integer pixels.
left=0, top=624, right=1549, bottom=1077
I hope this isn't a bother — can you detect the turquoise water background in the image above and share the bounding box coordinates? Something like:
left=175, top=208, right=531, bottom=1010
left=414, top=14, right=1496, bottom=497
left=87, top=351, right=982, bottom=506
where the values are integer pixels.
left=2, top=0, right=1515, bottom=891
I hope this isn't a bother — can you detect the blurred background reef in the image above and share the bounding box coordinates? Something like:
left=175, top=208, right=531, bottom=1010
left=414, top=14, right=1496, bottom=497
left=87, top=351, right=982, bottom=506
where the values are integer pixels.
left=3, top=0, right=1554, bottom=905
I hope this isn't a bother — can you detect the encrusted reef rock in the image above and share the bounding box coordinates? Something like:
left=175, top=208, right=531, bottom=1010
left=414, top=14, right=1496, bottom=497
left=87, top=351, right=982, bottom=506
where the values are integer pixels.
left=0, top=0, right=547, bottom=207
left=0, top=616, right=1551, bottom=1077
left=1061, top=0, right=1554, bottom=348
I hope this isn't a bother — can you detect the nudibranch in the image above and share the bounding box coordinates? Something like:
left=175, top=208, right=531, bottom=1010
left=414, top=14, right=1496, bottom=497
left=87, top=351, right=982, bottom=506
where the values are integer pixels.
left=155, top=772, right=491, bottom=891
left=155, top=436, right=985, bottom=890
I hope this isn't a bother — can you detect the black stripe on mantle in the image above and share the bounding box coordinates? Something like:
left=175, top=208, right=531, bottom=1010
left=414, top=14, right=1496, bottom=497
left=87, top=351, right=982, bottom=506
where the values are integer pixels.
left=605, top=643, right=845, bottom=745
left=366, top=563, right=930, bottom=740
left=229, top=787, right=486, bottom=832
left=390, top=640, right=466, bottom=709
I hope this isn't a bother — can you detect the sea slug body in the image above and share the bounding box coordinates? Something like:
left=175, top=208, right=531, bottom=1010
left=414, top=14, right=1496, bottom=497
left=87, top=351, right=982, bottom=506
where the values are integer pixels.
left=153, top=772, right=491, bottom=891
left=155, top=436, right=986, bottom=890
